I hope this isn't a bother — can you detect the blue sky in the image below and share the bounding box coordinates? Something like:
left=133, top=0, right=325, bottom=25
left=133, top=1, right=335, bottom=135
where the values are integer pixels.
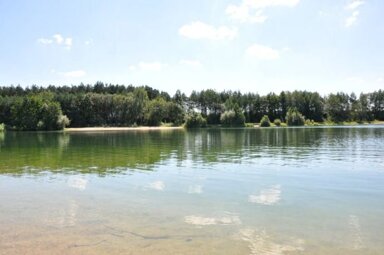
left=0, top=0, right=383, bottom=95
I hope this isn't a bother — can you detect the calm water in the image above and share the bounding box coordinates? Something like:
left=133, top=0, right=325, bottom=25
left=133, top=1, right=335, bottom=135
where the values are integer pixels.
left=1, top=127, right=384, bottom=255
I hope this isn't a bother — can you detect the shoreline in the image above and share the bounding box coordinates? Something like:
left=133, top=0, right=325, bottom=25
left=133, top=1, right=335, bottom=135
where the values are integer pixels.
left=64, top=122, right=384, bottom=132
left=64, top=126, right=184, bottom=132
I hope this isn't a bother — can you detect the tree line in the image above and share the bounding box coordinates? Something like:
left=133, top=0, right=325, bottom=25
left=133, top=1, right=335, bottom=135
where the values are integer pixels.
left=0, top=82, right=383, bottom=130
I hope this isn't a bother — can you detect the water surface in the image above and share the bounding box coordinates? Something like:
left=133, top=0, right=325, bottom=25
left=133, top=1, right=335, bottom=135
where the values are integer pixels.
left=0, top=127, right=384, bottom=255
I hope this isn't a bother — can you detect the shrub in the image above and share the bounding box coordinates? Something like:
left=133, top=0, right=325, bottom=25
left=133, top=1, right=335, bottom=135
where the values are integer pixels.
left=260, top=115, right=271, bottom=127
left=305, top=119, right=315, bottom=126
left=286, top=108, right=305, bottom=126
left=220, top=110, right=245, bottom=127
left=0, top=123, right=4, bottom=132
left=184, top=112, right=207, bottom=128
left=273, top=119, right=281, bottom=127
left=57, top=115, right=70, bottom=129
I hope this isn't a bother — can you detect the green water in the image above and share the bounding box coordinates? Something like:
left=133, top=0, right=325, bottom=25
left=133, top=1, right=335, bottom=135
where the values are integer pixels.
left=0, top=127, right=384, bottom=255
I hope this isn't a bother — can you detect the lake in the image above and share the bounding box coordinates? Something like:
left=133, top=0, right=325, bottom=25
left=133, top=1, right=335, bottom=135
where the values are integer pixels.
left=0, top=127, right=384, bottom=255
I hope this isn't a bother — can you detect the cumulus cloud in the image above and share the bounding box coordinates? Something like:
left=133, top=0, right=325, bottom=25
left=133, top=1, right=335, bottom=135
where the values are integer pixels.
left=37, top=34, right=73, bottom=49
left=345, top=11, right=360, bottom=27
left=179, top=21, right=237, bottom=40
left=246, top=44, right=280, bottom=60
left=53, top=34, right=64, bottom=44
left=226, top=0, right=300, bottom=23
left=346, top=0, right=365, bottom=10
left=226, top=5, right=267, bottom=23
left=345, top=0, right=365, bottom=27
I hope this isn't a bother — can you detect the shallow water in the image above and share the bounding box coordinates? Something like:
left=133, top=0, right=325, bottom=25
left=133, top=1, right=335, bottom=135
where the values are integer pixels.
left=0, top=127, right=384, bottom=255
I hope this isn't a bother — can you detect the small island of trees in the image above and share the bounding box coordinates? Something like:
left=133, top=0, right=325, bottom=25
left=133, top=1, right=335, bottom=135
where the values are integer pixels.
left=0, top=82, right=383, bottom=131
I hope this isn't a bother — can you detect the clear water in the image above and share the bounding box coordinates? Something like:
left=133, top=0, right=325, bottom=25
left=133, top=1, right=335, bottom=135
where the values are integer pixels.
left=0, top=127, right=384, bottom=255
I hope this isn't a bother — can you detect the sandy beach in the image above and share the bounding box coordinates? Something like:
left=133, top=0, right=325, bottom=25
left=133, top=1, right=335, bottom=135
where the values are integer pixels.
left=64, top=126, right=184, bottom=132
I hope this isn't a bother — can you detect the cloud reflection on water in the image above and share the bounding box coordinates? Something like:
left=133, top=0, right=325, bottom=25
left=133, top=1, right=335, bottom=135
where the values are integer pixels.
left=249, top=185, right=281, bottom=205
left=148, top=181, right=165, bottom=191
left=184, top=214, right=241, bottom=226
left=67, top=176, right=88, bottom=191
left=235, top=229, right=304, bottom=255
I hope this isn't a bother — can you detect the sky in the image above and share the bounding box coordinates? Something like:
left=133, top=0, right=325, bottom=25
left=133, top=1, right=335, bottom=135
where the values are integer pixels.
left=0, top=0, right=383, bottom=95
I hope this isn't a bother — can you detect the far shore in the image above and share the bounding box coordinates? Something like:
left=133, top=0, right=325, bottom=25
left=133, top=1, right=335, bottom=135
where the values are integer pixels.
left=65, top=126, right=184, bottom=132
left=64, top=121, right=384, bottom=132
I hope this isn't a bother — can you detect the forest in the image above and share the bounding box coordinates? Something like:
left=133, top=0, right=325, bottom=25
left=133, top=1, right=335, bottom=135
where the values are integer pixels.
left=0, top=82, right=383, bottom=130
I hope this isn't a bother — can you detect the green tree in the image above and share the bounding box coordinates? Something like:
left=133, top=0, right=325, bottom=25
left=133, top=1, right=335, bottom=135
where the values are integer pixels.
left=286, top=107, right=305, bottom=126
left=325, top=93, right=351, bottom=122
left=185, top=112, right=207, bottom=128
left=260, top=115, right=271, bottom=127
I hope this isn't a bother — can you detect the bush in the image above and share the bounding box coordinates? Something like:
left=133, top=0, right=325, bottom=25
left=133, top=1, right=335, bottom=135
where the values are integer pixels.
left=260, top=115, right=271, bottom=127
left=57, top=115, right=70, bottom=129
left=0, top=123, right=4, bottom=132
left=286, top=108, right=305, bottom=126
left=273, top=119, right=281, bottom=127
left=220, top=110, right=245, bottom=127
left=305, top=119, right=315, bottom=126
left=184, top=112, right=207, bottom=128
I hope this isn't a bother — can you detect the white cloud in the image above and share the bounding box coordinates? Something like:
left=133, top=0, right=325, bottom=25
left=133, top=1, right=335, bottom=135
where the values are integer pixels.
left=53, top=34, right=64, bottom=44
left=346, top=0, right=365, bottom=10
left=37, top=34, right=73, bottom=49
left=345, top=1, right=365, bottom=27
left=226, top=4, right=267, bottom=23
left=226, top=0, right=299, bottom=23
left=179, top=21, right=237, bottom=40
left=246, top=44, right=280, bottom=60
left=64, top=38, right=72, bottom=48
left=345, top=11, right=360, bottom=27
left=59, top=70, right=87, bottom=78
left=180, top=59, right=202, bottom=68
left=244, top=0, right=300, bottom=8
